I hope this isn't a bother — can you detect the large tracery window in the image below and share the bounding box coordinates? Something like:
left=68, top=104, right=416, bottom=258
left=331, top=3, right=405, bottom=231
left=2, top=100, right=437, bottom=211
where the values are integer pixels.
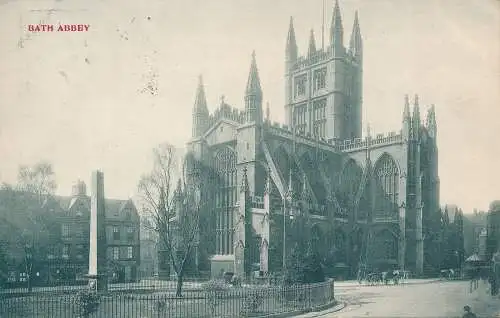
left=293, top=104, right=307, bottom=135
left=294, top=74, right=307, bottom=98
left=313, top=68, right=327, bottom=91
left=374, top=154, right=399, bottom=219
left=214, top=148, right=237, bottom=255
left=313, top=99, right=327, bottom=139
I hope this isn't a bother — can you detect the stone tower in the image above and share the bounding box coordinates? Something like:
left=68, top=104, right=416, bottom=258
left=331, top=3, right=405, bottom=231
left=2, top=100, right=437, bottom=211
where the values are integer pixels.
left=284, top=0, right=363, bottom=142
left=237, top=52, right=264, bottom=195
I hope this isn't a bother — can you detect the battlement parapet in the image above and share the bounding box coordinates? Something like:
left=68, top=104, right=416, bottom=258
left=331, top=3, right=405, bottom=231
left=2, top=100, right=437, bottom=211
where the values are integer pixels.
left=208, top=103, right=245, bottom=126
left=338, top=131, right=403, bottom=152
left=292, top=50, right=331, bottom=71
left=266, top=125, right=340, bottom=153
left=291, top=48, right=359, bottom=72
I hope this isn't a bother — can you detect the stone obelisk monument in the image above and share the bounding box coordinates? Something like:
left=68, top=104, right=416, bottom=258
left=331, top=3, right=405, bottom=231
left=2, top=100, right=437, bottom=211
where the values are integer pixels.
left=87, top=170, right=108, bottom=292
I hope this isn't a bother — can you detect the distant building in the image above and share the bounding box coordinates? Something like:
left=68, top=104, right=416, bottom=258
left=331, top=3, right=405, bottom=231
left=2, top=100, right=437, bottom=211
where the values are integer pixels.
left=463, top=209, right=488, bottom=258
left=440, top=206, right=465, bottom=269
left=487, top=200, right=500, bottom=261
left=0, top=180, right=140, bottom=286
left=478, top=228, right=487, bottom=260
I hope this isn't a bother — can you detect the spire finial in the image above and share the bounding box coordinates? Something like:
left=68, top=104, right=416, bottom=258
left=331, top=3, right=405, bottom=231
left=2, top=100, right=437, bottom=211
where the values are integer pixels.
left=220, top=94, right=225, bottom=105
left=245, top=51, right=262, bottom=96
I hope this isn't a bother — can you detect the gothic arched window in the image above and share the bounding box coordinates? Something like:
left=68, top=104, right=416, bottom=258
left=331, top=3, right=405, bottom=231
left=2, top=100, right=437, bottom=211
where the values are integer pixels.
left=214, top=148, right=237, bottom=255
left=374, top=154, right=399, bottom=219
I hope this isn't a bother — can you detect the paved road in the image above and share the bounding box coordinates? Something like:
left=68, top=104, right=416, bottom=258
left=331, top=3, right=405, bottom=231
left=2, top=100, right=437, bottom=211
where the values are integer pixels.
left=301, top=280, right=500, bottom=317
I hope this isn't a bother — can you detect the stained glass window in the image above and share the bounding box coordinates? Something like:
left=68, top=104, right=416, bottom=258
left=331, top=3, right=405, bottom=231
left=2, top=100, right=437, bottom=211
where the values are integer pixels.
left=214, top=148, right=237, bottom=255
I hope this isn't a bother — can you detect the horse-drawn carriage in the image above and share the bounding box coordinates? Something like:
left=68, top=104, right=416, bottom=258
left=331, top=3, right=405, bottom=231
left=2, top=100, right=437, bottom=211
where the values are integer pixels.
left=359, top=268, right=403, bottom=285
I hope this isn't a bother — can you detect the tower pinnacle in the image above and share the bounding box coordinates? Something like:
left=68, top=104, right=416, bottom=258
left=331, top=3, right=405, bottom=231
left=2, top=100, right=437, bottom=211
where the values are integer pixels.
left=245, top=51, right=262, bottom=96
left=349, top=10, right=362, bottom=60
left=286, top=17, right=298, bottom=62
left=330, top=0, right=344, bottom=55
left=426, top=104, right=437, bottom=138
left=192, top=74, right=209, bottom=137
left=308, top=29, right=317, bottom=56
left=412, top=94, right=421, bottom=138
left=413, top=94, right=420, bottom=123
left=244, top=51, right=263, bottom=123
left=194, top=75, right=207, bottom=111
left=403, top=94, right=410, bottom=121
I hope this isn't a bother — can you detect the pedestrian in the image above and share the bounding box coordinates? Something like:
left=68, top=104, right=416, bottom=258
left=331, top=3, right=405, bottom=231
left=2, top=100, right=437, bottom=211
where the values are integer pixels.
left=462, top=305, right=477, bottom=318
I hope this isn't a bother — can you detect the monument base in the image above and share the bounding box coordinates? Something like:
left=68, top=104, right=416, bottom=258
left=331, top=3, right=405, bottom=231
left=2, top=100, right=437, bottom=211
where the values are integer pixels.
left=210, top=254, right=235, bottom=278
left=85, top=274, right=108, bottom=292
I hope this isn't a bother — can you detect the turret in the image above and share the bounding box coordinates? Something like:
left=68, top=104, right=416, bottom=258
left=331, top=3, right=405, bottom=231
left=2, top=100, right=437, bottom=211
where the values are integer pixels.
left=71, top=180, right=87, bottom=197
left=192, top=75, right=209, bottom=138
left=286, top=17, right=298, bottom=66
left=330, top=0, right=344, bottom=56
left=308, top=29, right=317, bottom=57
left=426, top=104, right=437, bottom=139
left=402, top=94, right=411, bottom=141
left=244, top=51, right=263, bottom=123
left=348, top=11, right=362, bottom=61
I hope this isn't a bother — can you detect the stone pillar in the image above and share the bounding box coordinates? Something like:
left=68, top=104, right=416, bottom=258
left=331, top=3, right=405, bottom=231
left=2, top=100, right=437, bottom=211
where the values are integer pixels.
left=87, top=170, right=108, bottom=292
left=398, top=152, right=408, bottom=271
left=398, top=201, right=406, bottom=270
left=261, top=170, right=271, bottom=275
left=234, top=168, right=249, bottom=277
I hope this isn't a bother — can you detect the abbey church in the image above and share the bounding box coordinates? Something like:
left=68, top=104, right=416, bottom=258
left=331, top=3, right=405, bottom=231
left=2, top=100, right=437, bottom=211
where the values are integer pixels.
left=187, top=0, right=441, bottom=279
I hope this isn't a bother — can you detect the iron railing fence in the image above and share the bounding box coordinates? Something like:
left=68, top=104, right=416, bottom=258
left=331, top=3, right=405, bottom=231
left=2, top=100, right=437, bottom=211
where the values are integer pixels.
left=0, top=279, right=335, bottom=318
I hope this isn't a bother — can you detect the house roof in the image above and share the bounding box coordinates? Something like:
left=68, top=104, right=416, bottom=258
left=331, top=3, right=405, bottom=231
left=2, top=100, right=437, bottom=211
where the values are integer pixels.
left=0, top=189, right=138, bottom=222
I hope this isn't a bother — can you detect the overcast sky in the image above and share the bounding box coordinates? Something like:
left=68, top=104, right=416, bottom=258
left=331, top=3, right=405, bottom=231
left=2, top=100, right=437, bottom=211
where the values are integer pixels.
left=0, top=0, right=498, bottom=213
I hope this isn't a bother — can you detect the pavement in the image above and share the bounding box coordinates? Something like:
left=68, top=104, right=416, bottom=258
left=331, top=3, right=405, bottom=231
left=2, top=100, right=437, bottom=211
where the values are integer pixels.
left=297, top=279, right=500, bottom=317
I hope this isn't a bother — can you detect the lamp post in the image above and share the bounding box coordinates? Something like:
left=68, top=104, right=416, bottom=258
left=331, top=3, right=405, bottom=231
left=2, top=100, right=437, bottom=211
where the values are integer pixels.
left=282, top=197, right=287, bottom=270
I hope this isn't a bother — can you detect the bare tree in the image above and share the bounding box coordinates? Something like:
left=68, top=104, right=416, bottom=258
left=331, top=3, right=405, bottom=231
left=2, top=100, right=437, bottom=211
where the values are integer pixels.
left=17, top=161, right=57, bottom=202
left=138, top=143, right=208, bottom=297
left=0, top=162, right=58, bottom=290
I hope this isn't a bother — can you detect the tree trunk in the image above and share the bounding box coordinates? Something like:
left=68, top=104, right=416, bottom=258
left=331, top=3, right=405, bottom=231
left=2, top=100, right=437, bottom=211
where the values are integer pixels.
left=175, top=270, right=184, bottom=297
